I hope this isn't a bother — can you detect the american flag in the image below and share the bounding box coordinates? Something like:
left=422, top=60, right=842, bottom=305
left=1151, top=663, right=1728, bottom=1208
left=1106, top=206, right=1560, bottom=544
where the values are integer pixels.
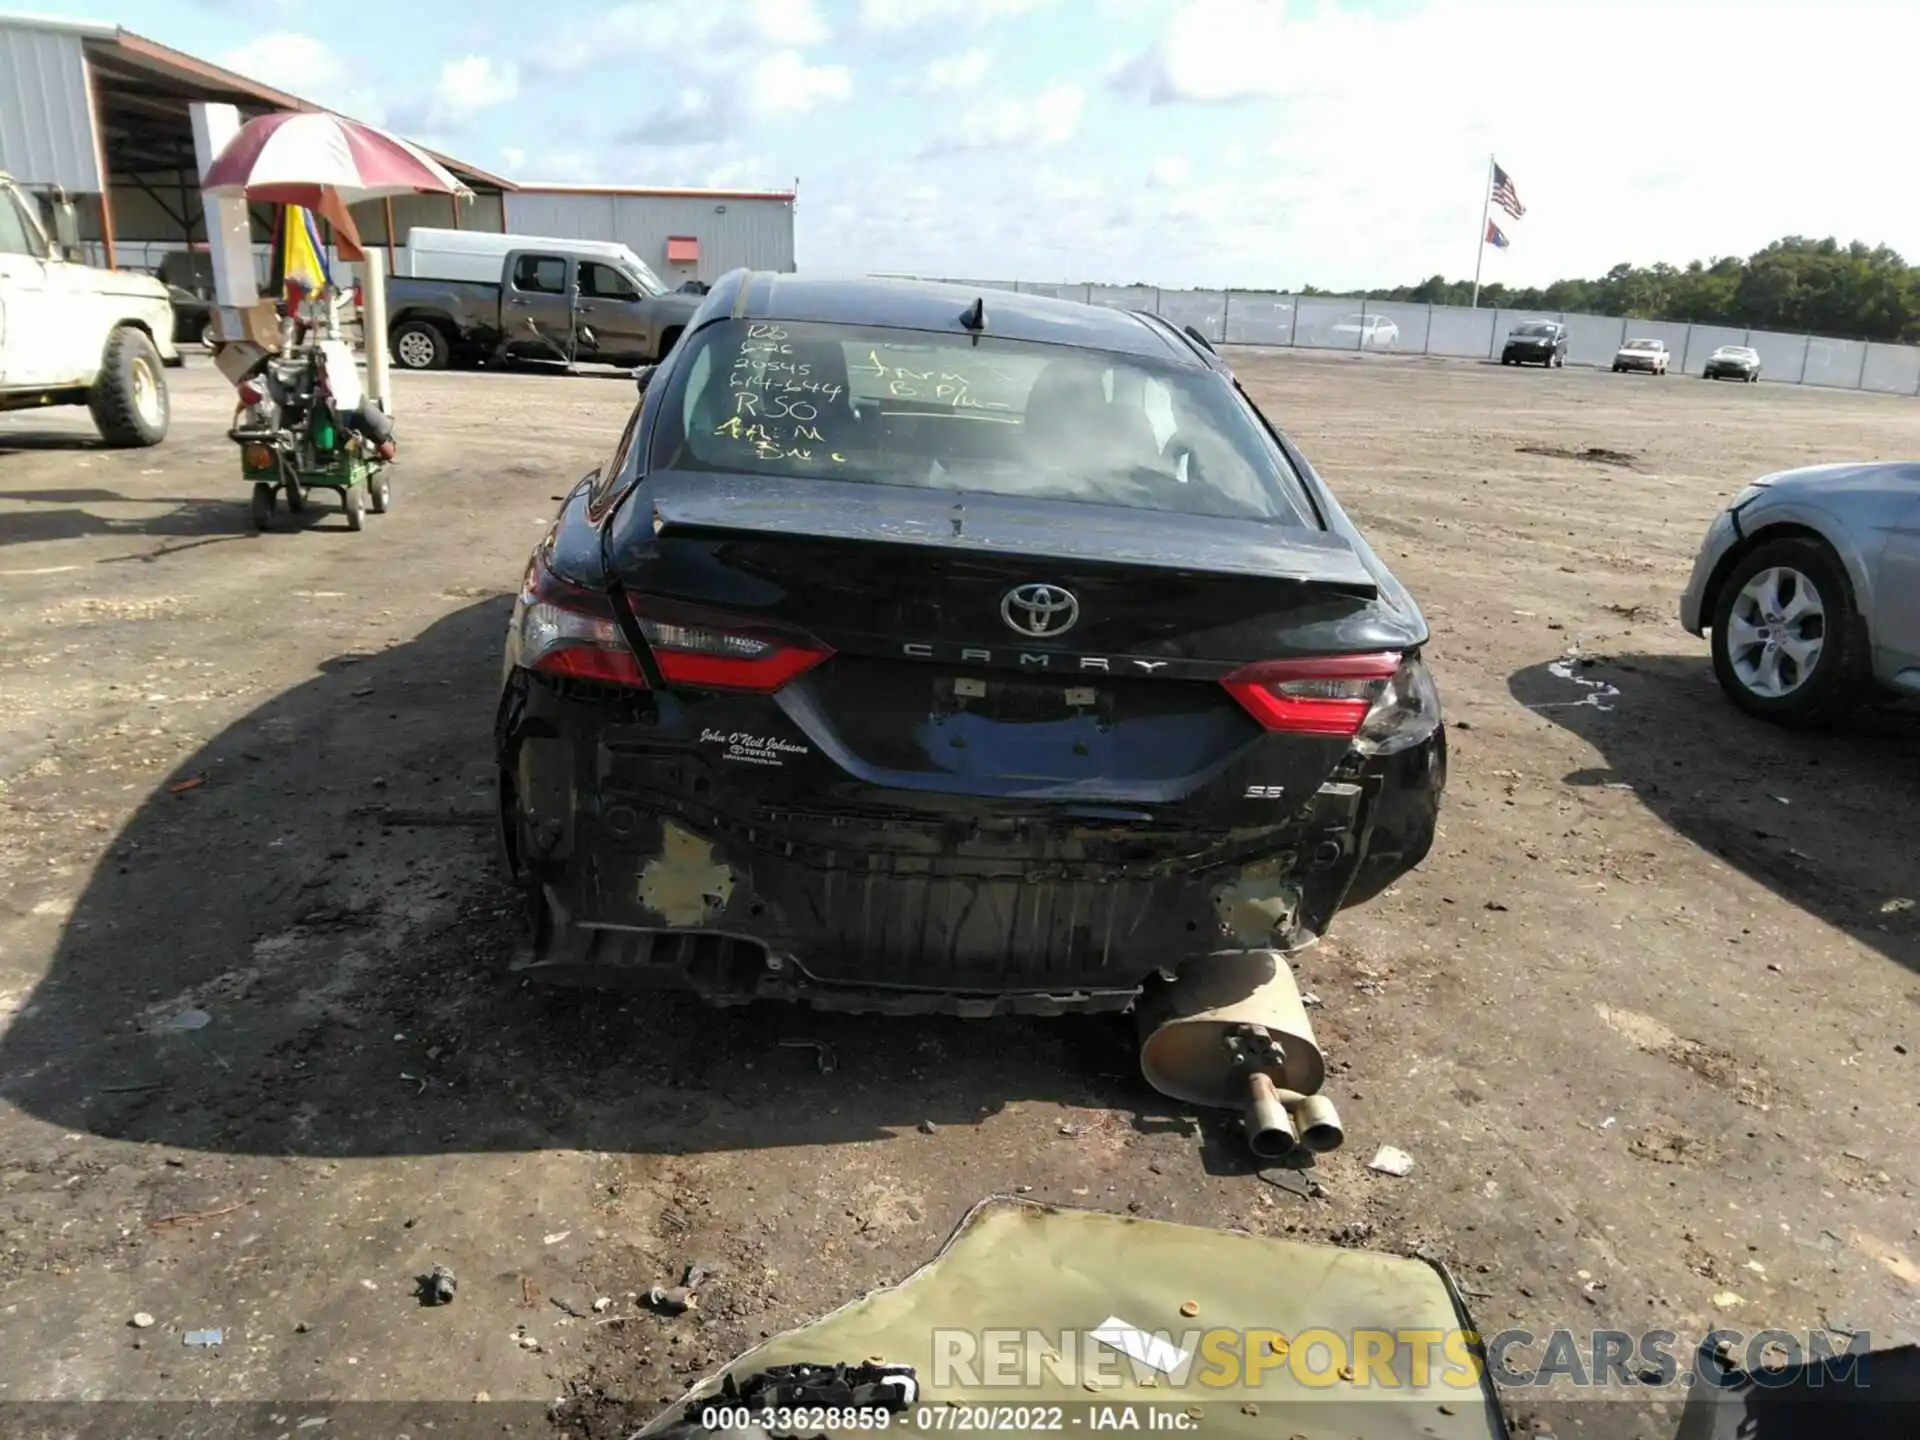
left=1491, top=162, right=1525, bottom=221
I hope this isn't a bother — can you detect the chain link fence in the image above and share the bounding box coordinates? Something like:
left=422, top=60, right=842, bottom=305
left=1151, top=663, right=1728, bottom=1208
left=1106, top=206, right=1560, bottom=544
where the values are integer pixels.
left=888, top=278, right=1920, bottom=396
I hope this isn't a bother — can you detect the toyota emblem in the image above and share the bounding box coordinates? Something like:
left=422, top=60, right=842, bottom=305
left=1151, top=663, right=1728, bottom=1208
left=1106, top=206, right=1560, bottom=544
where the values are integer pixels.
left=1001, top=583, right=1080, bottom=638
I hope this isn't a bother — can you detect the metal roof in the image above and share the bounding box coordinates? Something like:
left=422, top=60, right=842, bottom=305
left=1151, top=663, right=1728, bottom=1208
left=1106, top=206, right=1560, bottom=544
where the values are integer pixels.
left=0, top=10, right=510, bottom=189
left=512, top=183, right=795, bottom=202
left=713, top=272, right=1196, bottom=364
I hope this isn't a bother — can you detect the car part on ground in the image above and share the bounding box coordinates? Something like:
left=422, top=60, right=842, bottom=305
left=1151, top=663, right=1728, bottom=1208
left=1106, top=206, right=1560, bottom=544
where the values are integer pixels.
left=639, top=1197, right=1507, bottom=1440
left=1138, top=949, right=1343, bottom=1159
left=0, top=173, right=180, bottom=445
left=1679, top=462, right=1920, bottom=721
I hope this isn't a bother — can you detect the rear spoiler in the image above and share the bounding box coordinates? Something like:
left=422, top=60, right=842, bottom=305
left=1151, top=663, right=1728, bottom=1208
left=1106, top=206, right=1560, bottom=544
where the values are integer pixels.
left=647, top=482, right=1380, bottom=599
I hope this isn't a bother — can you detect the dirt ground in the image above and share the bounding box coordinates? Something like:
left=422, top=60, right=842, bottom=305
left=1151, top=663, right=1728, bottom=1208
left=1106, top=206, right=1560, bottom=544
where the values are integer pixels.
left=1, top=351, right=1916, bottom=1439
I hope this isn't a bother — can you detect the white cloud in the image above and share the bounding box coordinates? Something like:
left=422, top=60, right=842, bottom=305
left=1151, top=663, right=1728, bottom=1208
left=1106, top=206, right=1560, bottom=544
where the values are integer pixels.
left=859, top=0, right=1057, bottom=32
left=749, top=0, right=830, bottom=46
left=430, top=55, right=518, bottom=124
left=750, top=51, right=853, bottom=116
left=218, top=32, right=385, bottom=123
left=921, top=48, right=992, bottom=92
left=1147, top=156, right=1190, bottom=188
left=921, top=84, right=1083, bottom=154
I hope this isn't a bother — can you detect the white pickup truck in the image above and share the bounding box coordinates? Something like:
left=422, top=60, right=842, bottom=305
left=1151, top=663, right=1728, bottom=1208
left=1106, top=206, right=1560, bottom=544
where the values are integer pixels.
left=0, top=173, right=178, bottom=446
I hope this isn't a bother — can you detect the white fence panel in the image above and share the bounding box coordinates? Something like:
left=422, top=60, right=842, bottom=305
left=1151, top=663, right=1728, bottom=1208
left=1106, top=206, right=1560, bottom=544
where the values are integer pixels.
left=1427, top=305, right=1498, bottom=359
left=1746, top=331, right=1809, bottom=381
left=1562, top=312, right=1627, bottom=368
left=1087, top=285, right=1156, bottom=313
left=1802, top=338, right=1868, bottom=389
left=1157, top=289, right=1227, bottom=343
left=1859, top=343, right=1920, bottom=395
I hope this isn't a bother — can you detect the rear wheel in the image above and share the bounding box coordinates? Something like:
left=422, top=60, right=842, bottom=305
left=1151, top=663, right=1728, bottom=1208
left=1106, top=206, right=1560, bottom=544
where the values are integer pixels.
left=344, top=484, right=365, bottom=532
left=88, top=327, right=170, bottom=447
left=250, top=482, right=276, bottom=531
left=284, top=475, right=306, bottom=513
left=1710, top=538, right=1857, bottom=726
left=391, top=320, right=449, bottom=371
left=369, top=470, right=391, bottom=513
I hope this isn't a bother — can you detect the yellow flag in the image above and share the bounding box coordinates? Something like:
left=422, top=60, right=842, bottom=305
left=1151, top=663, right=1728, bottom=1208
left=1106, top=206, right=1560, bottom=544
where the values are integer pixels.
left=282, top=204, right=331, bottom=298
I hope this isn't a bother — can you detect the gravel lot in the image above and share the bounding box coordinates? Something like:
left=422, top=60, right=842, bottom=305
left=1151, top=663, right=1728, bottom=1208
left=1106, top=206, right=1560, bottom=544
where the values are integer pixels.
left=1, top=352, right=1916, bottom=1437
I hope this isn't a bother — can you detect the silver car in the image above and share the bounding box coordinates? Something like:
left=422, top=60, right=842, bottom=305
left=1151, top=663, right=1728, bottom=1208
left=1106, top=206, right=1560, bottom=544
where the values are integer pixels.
left=1680, top=463, right=1920, bottom=723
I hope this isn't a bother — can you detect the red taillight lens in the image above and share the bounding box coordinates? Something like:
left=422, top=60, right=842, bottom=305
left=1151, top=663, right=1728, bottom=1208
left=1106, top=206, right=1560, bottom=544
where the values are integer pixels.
left=237, top=379, right=265, bottom=406
left=521, top=564, right=648, bottom=687
left=519, top=562, right=831, bottom=695
left=1222, top=652, right=1402, bottom=735
left=629, top=601, right=831, bottom=693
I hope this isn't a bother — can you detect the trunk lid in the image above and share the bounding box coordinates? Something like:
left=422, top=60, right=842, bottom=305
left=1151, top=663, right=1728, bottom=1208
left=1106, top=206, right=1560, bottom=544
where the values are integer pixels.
left=608, top=473, right=1409, bottom=805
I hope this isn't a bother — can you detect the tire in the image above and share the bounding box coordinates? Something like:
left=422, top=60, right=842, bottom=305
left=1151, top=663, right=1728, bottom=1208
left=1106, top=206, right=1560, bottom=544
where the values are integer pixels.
left=284, top=475, right=306, bottom=513
left=369, top=470, right=391, bottom=514
left=655, top=326, right=685, bottom=362
left=250, top=482, right=276, bottom=531
left=1709, top=537, right=1859, bottom=726
left=344, top=484, right=366, bottom=532
left=391, top=320, right=449, bottom=371
left=88, top=327, right=170, bottom=447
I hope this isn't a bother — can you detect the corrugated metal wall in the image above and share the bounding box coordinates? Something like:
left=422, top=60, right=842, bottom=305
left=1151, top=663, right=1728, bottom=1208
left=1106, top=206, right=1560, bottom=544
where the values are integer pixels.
left=0, top=22, right=101, bottom=191
left=501, top=191, right=794, bottom=281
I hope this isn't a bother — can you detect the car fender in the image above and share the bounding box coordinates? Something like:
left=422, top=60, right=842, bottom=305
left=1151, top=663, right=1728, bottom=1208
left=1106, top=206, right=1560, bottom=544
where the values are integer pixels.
left=1730, top=491, right=1887, bottom=628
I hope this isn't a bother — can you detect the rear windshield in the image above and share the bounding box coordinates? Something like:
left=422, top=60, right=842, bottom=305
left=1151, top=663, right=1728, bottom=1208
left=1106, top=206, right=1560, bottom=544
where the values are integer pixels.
left=1625, top=339, right=1661, bottom=349
left=648, top=319, right=1317, bottom=525
left=1513, top=323, right=1556, bottom=336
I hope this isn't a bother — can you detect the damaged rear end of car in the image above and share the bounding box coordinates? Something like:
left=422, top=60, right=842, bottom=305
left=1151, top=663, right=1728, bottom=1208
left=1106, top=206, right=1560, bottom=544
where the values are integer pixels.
left=495, top=276, right=1446, bottom=1017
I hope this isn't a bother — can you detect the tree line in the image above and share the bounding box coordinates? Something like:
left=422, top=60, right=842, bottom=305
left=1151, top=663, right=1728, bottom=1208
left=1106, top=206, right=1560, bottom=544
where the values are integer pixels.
left=1292, top=237, right=1920, bottom=343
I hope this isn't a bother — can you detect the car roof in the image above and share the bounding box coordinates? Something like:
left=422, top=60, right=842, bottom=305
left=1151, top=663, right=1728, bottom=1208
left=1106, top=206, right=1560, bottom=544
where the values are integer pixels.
left=699, top=271, right=1203, bottom=367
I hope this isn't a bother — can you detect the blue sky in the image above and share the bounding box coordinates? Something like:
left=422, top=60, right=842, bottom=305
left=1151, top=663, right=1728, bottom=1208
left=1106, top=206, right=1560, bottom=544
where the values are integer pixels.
left=28, top=0, right=1915, bottom=290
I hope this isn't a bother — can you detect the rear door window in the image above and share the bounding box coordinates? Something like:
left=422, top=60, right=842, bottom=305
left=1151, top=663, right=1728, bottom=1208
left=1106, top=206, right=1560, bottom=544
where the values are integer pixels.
left=511, top=254, right=568, bottom=294
left=650, top=320, right=1316, bottom=525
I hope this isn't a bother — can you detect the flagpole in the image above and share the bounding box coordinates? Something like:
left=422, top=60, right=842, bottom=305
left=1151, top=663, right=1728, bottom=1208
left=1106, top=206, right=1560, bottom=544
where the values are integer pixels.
left=1471, top=152, right=1493, bottom=309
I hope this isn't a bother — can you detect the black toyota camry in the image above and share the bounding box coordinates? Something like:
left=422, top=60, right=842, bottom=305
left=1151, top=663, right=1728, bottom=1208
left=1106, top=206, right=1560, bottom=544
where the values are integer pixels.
left=495, top=273, right=1446, bottom=1014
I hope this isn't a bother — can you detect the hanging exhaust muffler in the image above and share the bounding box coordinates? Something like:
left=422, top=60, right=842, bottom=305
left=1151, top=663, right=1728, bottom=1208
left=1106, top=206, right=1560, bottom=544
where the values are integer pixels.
left=1138, top=949, right=1344, bottom=1158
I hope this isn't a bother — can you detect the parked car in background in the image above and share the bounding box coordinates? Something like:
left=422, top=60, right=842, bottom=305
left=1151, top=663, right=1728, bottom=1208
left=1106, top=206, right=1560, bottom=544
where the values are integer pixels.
left=167, top=283, right=214, bottom=349
left=0, top=173, right=177, bottom=445
left=1325, top=313, right=1399, bottom=349
left=386, top=228, right=701, bottom=371
left=1680, top=462, right=1920, bottom=723
left=1500, top=320, right=1568, bottom=367
left=1703, top=344, right=1761, bottom=382
left=495, top=272, right=1448, bottom=1013
left=1613, top=337, right=1669, bottom=374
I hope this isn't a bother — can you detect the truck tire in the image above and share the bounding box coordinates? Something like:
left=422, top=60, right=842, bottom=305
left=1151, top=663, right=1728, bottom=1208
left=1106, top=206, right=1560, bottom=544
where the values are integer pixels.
left=87, top=327, right=170, bottom=447
left=391, top=320, right=449, bottom=371
left=655, top=326, right=684, bottom=361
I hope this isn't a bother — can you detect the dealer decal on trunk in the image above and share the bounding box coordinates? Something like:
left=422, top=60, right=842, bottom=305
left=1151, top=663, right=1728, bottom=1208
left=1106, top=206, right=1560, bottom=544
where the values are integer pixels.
left=700, top=728, right=811, bottom=767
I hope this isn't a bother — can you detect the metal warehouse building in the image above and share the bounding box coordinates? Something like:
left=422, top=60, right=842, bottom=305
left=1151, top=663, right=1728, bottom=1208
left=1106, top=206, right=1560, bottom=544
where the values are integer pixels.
left=0, top=12, right=797, bottom=283
left=506, top=185, right=797, bottom=288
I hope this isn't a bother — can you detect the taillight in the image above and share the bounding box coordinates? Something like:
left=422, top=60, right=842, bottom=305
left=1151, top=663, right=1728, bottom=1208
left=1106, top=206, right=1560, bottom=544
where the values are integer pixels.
left=237, top=379, right=265, bottom=406
left=629, top=600, right=831, bottom=692
left=521, top=564, right=647, bottom=687
left=1222, top=652, right=1402, bottom=735
left=518, top=562, right=831, bottom=694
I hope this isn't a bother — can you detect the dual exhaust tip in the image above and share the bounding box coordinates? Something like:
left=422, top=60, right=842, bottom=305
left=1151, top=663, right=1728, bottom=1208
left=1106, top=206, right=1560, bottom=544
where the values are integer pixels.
left=1245, top=1072, right=1344, bottom=1161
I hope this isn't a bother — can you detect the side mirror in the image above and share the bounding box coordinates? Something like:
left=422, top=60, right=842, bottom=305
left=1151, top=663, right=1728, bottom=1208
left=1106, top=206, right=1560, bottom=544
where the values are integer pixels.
left=52, top=196, right=80, bottom=256
left=633, top=364, right=656, bottom=396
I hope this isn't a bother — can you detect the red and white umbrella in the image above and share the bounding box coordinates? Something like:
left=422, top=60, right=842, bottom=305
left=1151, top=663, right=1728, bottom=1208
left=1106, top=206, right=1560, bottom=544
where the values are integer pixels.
left=200, top=110, right=471, bottom=208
